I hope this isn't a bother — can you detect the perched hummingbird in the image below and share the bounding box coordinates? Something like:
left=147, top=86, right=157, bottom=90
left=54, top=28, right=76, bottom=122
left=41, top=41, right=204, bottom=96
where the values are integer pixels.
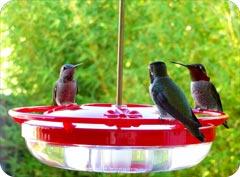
left=53, top=64, right=81, bottom=106
left=171, top=61, right=229, bottom=128
left=149, top=61, right=204, bottom=142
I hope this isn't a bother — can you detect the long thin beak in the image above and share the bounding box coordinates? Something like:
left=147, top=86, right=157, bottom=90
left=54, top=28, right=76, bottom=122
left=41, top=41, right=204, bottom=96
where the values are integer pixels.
left=73, top=63, right=82, bottom=68
left=170, top=61, right=189, bottom=68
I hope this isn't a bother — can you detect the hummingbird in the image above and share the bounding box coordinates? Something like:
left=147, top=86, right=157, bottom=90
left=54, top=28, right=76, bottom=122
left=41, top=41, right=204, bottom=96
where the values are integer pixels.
left=149, top=61, right=204, bottom=142
left=171, top=61, right=229, bottom=128
left=53, top=64, right=81, bottom=106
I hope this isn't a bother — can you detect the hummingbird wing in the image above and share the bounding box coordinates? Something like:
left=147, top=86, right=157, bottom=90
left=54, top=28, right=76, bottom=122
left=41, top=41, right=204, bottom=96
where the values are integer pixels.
left=76, top=80, right=78, bottom=95
left=209, top=82, right=223, bottom=111
left=152, top=91, right=204, bottom=142
left=52, top=82, right=57, bottom=106
left=209, top=83, right=228, bottom=128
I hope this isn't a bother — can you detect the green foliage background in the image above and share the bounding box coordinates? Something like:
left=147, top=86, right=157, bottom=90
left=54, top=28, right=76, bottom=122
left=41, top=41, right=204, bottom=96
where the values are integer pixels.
left=0, top=0, right=239, bottom=177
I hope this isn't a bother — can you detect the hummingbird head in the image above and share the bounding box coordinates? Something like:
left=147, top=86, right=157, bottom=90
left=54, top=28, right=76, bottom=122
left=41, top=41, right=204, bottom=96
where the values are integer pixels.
left=59, top=63, right=81, bottom=81
left=148, top=67, right=154, bottom=83
left=149, top=61, right=168, bottom=78
left=171, top=61, right=210, bottom=81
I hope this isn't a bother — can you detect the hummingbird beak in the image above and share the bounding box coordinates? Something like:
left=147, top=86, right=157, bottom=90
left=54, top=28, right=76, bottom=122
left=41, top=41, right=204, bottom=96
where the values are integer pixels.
left=170, top=61, right=190, bottom=68
left=73, top=63, right=82, bottom=68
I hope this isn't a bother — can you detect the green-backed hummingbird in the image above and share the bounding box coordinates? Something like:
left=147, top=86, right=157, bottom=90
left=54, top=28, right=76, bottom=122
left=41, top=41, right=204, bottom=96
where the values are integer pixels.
left=171, top=61, right=229, bottom=128
left=149, top=61, right=204, bottom=142
left=53, top=64, right=81, bottom=106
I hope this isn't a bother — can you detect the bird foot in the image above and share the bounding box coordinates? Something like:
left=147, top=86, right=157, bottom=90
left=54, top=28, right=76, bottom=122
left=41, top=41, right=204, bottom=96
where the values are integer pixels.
left=47, top=103, right=80, bottom=113
left=158, top=115, right=165, bottom=120
left=194, top=107, right=202, bottom=110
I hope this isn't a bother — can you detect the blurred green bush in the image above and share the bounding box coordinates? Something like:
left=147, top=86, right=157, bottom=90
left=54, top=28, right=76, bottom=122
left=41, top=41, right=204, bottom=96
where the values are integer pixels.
left=0, top=0, right=239, bottom=177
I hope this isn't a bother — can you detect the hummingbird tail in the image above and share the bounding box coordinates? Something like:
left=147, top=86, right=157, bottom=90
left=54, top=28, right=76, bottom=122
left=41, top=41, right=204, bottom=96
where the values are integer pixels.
left=196, top=133, right=205, bottom=142
left=184, top=120, right=205, bottom=142
left=222, top=121, right=229, bottom=129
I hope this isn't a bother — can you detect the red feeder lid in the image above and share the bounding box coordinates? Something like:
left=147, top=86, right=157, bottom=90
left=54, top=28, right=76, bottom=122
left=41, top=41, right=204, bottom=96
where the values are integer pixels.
left=8, top=103, right=228, bottom=147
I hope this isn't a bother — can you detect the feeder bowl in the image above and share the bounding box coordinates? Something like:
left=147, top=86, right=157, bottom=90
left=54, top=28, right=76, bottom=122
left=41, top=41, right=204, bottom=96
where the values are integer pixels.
left=8, top=104, right=228, bottom=173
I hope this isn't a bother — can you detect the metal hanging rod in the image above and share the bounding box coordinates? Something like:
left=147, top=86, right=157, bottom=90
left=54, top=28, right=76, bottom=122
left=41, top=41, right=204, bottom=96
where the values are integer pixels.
left=116, top=0, right=125, bottom=106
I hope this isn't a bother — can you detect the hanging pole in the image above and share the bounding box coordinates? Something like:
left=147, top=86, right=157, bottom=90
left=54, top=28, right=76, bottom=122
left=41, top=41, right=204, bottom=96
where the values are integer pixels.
left=116, top=0, right=125, bottom=106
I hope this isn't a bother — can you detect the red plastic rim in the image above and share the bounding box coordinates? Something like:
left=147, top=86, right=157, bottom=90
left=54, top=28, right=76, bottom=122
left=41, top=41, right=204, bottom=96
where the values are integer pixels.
left=8, top=104, right=228, bottom=126
left=8, top=103, right=228, bottom=146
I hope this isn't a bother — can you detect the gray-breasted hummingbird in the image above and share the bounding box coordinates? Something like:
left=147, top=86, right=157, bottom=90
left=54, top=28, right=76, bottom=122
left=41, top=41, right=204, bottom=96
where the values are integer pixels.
left=171, top=61, right=229, bottom=128
left=53, top=64, right=81, bottom=106
left=149, top=61, right=204, bottom=142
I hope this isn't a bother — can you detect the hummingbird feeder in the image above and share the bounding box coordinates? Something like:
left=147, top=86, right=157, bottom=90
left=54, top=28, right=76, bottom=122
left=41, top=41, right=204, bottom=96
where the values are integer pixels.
left=8, top=0, right=228, bottom=173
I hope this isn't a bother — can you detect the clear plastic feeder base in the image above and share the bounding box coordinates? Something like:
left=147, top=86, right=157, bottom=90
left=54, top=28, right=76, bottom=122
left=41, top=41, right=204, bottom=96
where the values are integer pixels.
left=26, top=140, right=212, bottom=173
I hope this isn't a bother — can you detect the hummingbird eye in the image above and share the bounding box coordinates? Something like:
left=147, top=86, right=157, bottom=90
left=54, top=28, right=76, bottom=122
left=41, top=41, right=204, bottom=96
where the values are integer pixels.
left=195, top=65, right=202, bottom=70
left=199, top=65, right=204, bottom=71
